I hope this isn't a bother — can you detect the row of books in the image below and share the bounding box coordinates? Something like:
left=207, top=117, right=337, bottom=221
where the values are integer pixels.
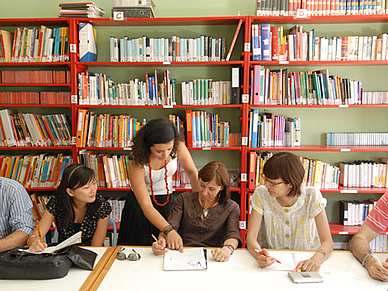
left=248, top=110, right=301, bottom=147
left=252, top=24, right=388, bottom=62
left=0, top=70, right=70, bottom=84
left=76, top=109, right=146, bottom=148
left=370, top=235, right=388, bottom=252
left=0, top=153, right=72, bottom=189
left=339, top=199, right=376, bottom=226
left=339, top=161, right=388, bottom=188
left=326, top=132, right=388, bottom=146
left=250, top=65, right=363, bottom=106
left=107, top=197, right=125, bottom=223
left=249, top=151, right=340, bottom=190
left=110, top=35, right=227, bottom=62
left=0, top=109, right=72, bottom=147
left=78, top=151, right=188, bottom=189
left=256, top=0, right=387, bottom=16
left=181, top=80, right=232, bottom=106
left=362, top=91, right=388, bottom=104
left=185, top=110, right=237, bottom=148
left=78, top=70, right=177, bottom=106
left=0, top=92, right=71, bottom=105
left=59, top=2, right=105, bottom=18
left=30, top=193, right=52, bottom=223
left=0, top=26, right=69, bottom=63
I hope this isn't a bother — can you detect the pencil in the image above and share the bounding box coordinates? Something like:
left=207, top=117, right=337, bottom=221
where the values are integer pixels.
left=255, top=249, right=281, bottom=264
left=36, top=225, right=43, bottom=244
left=151, top=234, right=165, bottom=250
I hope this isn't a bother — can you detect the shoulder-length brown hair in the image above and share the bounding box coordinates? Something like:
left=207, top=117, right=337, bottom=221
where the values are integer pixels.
left=263, top=152, right=305, bottom=197
left=198, top=161, right=231, bottom=204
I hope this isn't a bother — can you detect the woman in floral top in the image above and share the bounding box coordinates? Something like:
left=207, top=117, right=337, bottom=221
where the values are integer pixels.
left=246, top=152, right=333, bottom=272
left=27, top=163, right=111, bottom=252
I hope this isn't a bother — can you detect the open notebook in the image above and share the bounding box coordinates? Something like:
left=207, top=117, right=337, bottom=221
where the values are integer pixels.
left=21, top=231, right=82, bottom=254
left=163, top=247, right=207, bottom=271
left=263, top=251, right=331, bottom=273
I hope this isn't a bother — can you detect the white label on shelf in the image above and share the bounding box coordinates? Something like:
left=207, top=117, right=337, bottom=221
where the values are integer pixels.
left=245, top=43, right=251, bottom=52
left=241, top=173, right=247, bottom=182
left=163, top=61, right=171, bottom=65
left=295, top=9, right=308, bottom=18
left=72, top=137, right=76, bottom=145
left=163, top=105, right=173, bottom=108
left=239, top=221, right=246, bottom=229
left=202, top=147, right=211, bottom=151
left=113, top=11, right=124, bottom=21
left=70, top=44, right=76, bottom=53
left=341, top=149, right=351, bottom=152
left=338, top=105, right=349, bottom=108
left=338, top=231, right=349, bottom=235
left=279, top=61, right=289, bottom=64
left=123, top=147, right=132, bottom=151
left=242, top=94, right=249, bottom=103
left=71, top=95, right=77, bottom=104
left=242, top=137, right=248, bottom=145
left=341, top=189, right=358, bottom=194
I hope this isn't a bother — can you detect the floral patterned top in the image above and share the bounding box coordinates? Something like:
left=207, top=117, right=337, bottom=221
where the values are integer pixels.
left=250, top=185, right=326, bottom=250
left=46, top=193, right=111, bottom=246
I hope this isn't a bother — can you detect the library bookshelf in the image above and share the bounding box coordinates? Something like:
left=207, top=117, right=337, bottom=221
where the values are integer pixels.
left=1, top=15, right=388, bottom=247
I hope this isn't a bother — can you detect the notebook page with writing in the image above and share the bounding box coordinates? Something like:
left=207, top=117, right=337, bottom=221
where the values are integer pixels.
left=163, top=248, right=207, bottom=271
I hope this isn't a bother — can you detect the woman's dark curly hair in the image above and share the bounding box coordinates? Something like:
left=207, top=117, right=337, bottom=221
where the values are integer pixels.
left=130, top=117, right=181, bottom=166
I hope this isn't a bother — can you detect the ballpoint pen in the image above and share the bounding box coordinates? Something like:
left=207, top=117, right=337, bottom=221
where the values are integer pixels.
left=152, top=234, right=165, bottom=250
left=255, top=249, right=281, bottom=264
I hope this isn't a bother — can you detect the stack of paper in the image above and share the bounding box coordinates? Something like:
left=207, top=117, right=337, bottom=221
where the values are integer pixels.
left=59, top=2, right=105, bottom=18
left=163, top=248, right=207, bottom=271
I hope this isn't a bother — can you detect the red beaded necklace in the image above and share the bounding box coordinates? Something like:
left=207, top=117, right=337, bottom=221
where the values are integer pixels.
left=148, top=160, right=170, bottom=206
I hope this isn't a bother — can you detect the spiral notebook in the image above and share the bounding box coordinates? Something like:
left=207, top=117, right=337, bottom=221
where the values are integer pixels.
left=163, top=247, right=207, bottom=271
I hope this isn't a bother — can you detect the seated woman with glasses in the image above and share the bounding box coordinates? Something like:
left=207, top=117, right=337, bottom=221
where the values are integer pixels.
left=246, top=152, right=333, bottom=271
left=151, top=161, right=241, bottom=262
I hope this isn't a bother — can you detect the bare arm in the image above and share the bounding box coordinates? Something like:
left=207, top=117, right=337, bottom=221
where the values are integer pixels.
left=28, top=209, right=55, bottom=252
left=0, top=231, right=29, bottom=252
left=129, top=160, right=183, bottom=251
left=350, top=224, right=388, bottom=282
left=176, top=141, right=198, bottom=192
left=90, top=215, right=110, bottom=246
left=246, top=210, right=275, bottom=267
left=299, top=210, right=333, bottom=271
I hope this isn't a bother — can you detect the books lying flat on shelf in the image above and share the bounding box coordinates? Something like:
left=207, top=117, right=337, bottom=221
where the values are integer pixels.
left=264, top=251, right=330, bottom=273
left=20, top=231, right=82, bottom=254
left=163, top=248, right=207, bottom=271
left=59, top=2, right=105, bottom=18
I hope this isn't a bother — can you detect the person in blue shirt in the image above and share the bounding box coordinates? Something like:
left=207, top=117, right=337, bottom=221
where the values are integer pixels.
left=0, top=177, right=34, bottom=252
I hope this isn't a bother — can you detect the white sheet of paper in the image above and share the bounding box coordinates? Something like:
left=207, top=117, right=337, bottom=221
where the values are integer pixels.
left=163, top=248, right=207, bottom=271
left=349, top=253, right=388, bottom=281
left=20, top=231, right=82, bottom=254
left=264, top=251, right=331, bottom=273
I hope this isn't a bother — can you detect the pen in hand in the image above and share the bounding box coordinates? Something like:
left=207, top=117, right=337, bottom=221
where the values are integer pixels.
left=255, top=249, right=281, bottom=264
left=151, top=234, right=165, bottom=250
left=36, top=225, right=44, bottom=244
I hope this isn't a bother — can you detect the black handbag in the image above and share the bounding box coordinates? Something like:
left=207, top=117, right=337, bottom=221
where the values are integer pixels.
left=0, top=245, right=97, bottom=280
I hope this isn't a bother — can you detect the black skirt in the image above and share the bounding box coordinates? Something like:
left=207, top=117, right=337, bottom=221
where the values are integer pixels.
left=117, top=190, right=179, bottom=246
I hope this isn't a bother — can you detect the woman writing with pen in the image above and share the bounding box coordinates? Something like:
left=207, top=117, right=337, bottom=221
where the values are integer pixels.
left=246, top=152, right=333, bottom=271
left=27, top=163, right=111, bottom=252
left=151, top=161, right=241, bottom=262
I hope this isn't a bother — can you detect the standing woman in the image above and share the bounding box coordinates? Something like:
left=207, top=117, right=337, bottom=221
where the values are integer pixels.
left=118, top=117, right=198, bottom=249
left=28, top=163, right=111, bottom=252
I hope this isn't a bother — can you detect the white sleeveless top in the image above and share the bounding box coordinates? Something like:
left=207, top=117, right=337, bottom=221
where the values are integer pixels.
left=142, top=157, right=178, bottom=196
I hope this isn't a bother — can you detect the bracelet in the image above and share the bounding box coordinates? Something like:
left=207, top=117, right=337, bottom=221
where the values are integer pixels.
left=316, top=248, right=327, bottom=260
left=27, top=235, right=38, bottom=245
left=223, top=244, right=235, bottom=255
left=362, top=252, right=374, bottom=267
left=162, top=225, right=174, bottom=236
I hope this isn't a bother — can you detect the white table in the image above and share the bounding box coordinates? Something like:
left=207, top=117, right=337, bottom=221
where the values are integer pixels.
left=95, top=247, right=388, bottom=291
left=0, top=247, right=114, bottom=291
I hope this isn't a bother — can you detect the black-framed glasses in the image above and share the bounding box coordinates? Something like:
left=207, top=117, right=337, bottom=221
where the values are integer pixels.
left=261, top=174, right=287, bottom=187
left=116, top=248, right=141, bottom=261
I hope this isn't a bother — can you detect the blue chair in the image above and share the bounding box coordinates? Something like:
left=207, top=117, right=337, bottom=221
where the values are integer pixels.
left=52, top=215, right=117, bottom=246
